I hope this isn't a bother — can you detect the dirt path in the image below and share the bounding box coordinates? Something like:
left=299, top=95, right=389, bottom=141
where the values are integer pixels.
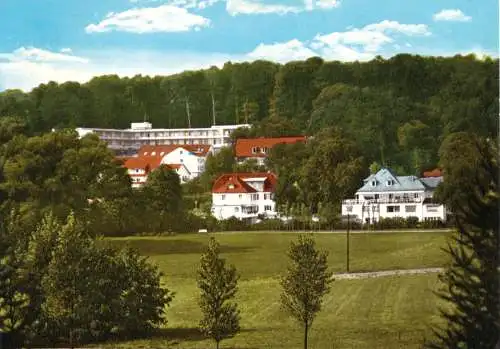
left=333, top=267, right=444, bottom=280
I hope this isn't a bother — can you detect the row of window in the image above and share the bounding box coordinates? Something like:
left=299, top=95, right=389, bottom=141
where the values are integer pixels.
left=251, top=147, right=269, bottom=154
left=233, top=205, right=273, bottom=213
left=350, top=204, right=439, bottom=214
left=220, top=193, right=274, bottom=200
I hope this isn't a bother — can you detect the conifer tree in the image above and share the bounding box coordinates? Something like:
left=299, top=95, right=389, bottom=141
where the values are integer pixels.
left=426, top=133, right=499, bottom=348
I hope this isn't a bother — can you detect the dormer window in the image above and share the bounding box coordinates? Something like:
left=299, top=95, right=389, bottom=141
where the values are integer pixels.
left=152, top=151, right=156, bottom=156
left=251, top=147, right=257, bottom=154
left=371, top=180, right=376, bottom=186
left=143, top=152, right=148, bottom=155
left=228, top=184, right=235, bottom=189
left=386, top=179, right=395, bottom=186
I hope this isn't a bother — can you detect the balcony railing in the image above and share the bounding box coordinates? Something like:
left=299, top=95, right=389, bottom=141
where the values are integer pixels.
left=342, top=197, right=424, bottom=205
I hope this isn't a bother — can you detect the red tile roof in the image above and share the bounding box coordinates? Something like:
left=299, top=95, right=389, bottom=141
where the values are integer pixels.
left=423, top=168, right=443, bottom=178
left=235, top=137, right=306, bottom=158
left=212, top=172, right=277, bottom=194
left=138, top=144, right=211, bottom=158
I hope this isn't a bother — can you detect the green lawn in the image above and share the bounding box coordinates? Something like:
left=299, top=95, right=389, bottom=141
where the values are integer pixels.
left=100, top=231, right=450, bottom=349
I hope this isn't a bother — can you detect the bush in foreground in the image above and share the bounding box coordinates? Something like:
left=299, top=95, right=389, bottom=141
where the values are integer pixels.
left=0, top=212, right=174, bottom=348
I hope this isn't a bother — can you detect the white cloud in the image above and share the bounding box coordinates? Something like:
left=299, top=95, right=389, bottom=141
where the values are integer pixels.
left=85, top=5, right=210, bottom=33
left=310, top=20, right=431, bottom=58
left=0, top=47, right=89, bottom=64
left=433, top=9, right=471, bottom=22
left=363, top=20, right=431, bottom=36
left=248, top=39, right=317, bottom=62
left=315, top=0, right=340, bottom=9
left=226, top=0, right=301, bottom=16
left=60, top=48, right=73, bottom=54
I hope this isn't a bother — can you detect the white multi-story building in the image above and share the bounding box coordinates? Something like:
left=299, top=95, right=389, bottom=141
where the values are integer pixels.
left=76, top=122, right=250, bottom=154
left=341, top=168, right=447, bottom=224
left=211, top=173, right=277, bottom=223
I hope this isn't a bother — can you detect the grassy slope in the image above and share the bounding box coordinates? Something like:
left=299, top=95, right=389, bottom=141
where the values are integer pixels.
left=101, top=231, right=450, bottom=349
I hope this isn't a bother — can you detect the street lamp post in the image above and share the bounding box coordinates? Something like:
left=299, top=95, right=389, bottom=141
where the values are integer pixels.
left=346, top=212, right=350, bottom=273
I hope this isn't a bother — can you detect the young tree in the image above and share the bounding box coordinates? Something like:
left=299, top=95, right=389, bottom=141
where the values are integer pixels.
left=197, top=238, right=240, bottom=349
left=426, top=133, right=499, bottom=348
left=281, top=234, right=333, bottom=349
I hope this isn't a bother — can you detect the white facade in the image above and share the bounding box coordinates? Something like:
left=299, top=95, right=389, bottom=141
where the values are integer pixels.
left=211, top=174, right=277, bottom=223
left=159, top=147, right=206, bottom=179
left=341, top=168, right=447, bottom=224
left=76, top=122, right=250, bottom=154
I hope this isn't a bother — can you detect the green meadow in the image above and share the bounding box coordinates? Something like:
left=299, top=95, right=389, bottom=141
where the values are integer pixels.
left=98, top=231, right=450, bottom=349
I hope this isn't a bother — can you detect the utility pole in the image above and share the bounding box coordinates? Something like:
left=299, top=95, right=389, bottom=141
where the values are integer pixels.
left=346, top=213, right=350, bottom=273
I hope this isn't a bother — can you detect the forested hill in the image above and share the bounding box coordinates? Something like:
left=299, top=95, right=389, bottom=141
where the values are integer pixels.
left=0, top=53, right=498, bottom=174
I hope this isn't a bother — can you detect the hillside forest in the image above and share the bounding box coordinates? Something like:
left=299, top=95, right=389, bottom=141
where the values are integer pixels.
left=0, top=53, right=498, bottom=176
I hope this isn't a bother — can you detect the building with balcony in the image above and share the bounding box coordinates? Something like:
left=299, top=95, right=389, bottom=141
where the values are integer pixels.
left=341, top=168, right=447, bottom=224
left=76, top=122, right=250, bottom=155
left=234, top=136, right=307, bottom=165
left=211, top=172, right=277, bottom=223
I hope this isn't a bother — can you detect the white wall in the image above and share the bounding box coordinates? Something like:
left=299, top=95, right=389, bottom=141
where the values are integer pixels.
left=161, top=148, right=206, bottom=179
left=212, top=192, right=276, bottom=220
left=341, top=202, right=447, bottom=223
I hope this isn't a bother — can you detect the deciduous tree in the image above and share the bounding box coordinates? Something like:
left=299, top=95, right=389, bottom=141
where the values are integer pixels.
left=197, top=238, right=240, bottom=349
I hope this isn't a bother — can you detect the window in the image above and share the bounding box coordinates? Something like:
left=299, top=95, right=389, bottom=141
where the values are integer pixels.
left=374, top=194, right=379, bottom=200
left=152, top=151, right=156, bottom=156
left=414, top=193, right=419, bottom=198
left=143, top=152, right=148, bottom=155
left=263, top=193, right=270, bottom=200
left=221, top=194, right=226, bottom=200
left=180, top=150, right=183, bottom=154
left=371, top=180, right=376, bottom=186
left=347, top=206, right=353, bottom=212
left=264, top=205, right=272, bottom=211
left=228, top=184, right=235, bottom=189
left=238, top=194, right=242, bottom=199
left=387, top=205, right=400, bottom=213
left=234, top=207, right=239, bottom=212
left=251, top=147, right=257, bottom=154
left=405, top=205, right=416, bottom=213
left=251, top=194, right=259, bottom=201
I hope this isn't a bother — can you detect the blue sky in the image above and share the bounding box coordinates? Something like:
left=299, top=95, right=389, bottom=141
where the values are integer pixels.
left=0, top=0, right=497, bottom=91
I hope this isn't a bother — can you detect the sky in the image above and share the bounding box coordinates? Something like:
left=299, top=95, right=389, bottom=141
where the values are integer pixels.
left=0, top=0, right=497, bottom=91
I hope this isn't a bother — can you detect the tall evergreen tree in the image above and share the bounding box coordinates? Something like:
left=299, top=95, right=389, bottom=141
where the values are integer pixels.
left=426, top=133, right=499, bottom=348
left=197, top=237, right=240, bottom=349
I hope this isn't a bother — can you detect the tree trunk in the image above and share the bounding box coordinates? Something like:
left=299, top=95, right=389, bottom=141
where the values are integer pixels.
left=304, top=321, right=308, bottom=349
left=216, top=340, right=220, bottom=349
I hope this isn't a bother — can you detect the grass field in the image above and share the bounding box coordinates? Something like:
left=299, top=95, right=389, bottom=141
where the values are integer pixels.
left=99, top=231, right=451, bottom=349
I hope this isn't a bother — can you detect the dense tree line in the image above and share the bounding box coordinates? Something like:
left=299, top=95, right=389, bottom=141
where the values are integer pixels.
left=0, top=54, right=497, bottom=175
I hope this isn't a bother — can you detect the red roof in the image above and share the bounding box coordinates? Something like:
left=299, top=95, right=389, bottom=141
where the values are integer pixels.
left=212, top=172, right=277, bottom=194
left=423, top=168, right=443, bottom=177
left=235, top=137, right=306, bottom=158
left=123, top=156, right=162, bottom=172
left=138, top=144, right=211, bottom=158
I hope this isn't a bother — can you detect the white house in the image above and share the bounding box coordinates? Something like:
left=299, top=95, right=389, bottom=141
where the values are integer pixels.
left=211, top=173, right=278, bottom=223
left=123, top=157, right=191, bottom=188
left=137, top=144, right=211, bottom=180
left=76, top=122, right=250, bottom=155
left=341, top=168, right=447, bottom=224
